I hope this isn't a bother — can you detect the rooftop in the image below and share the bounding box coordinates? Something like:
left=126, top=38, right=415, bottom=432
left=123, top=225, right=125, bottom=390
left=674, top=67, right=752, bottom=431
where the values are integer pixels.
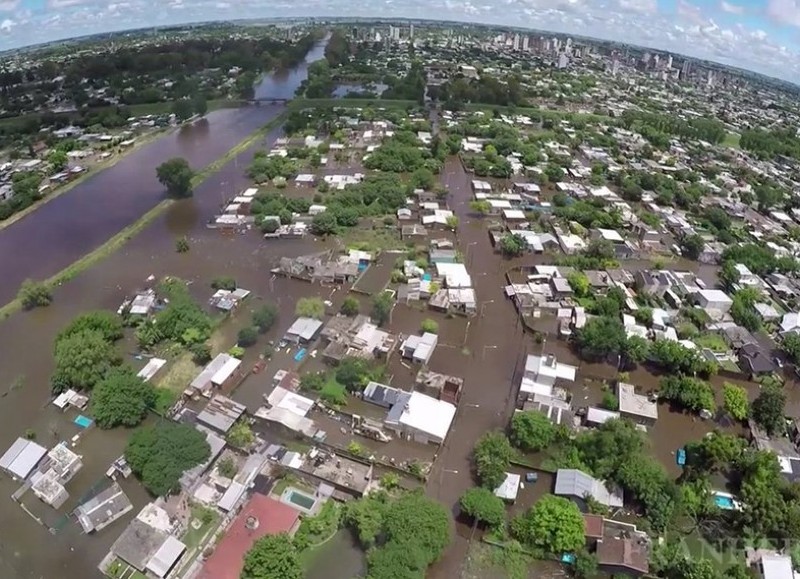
left=196, top=395, right=246, bottom=434
left=617, top=382, right=658, bottom=421
left=554, top=468, right=624, bottom=508
left=200, top=494, right=300, bottom=579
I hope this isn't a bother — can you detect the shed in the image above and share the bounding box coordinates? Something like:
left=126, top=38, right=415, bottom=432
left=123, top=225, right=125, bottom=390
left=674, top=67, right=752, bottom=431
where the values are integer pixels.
left=283, top=317, right=324, bottom=344
left=0, top=438, right=47, bottom=480
left=494, top=472, right=521, bottom=502
left=197, top=395, right=247, bottom=434
left=145, top=535, right=186, bottom=578
left=554, top=468, right=624, bottom=509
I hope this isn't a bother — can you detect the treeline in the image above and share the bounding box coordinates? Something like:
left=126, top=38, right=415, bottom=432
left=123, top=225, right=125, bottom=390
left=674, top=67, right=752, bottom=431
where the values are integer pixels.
left=620, top=110, right=726, bottom=146
left=324, top=29, right=351, bottom=68
left=433, top=74, right=524, bottom=107
left=740, top=128, right=800, bottom=160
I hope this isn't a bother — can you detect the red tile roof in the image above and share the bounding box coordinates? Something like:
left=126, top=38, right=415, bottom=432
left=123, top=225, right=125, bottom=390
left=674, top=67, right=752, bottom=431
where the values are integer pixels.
left=583, top=513, right=605, bottom=539
left=199, top=494, right=300, bottom=579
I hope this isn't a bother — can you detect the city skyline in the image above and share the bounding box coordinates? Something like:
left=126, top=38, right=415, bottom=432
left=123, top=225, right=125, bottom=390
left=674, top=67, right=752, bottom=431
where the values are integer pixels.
left=0, top=1, right=798, bottom=83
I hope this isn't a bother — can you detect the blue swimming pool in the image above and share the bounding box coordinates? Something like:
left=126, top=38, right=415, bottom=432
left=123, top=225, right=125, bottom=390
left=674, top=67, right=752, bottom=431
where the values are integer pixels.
left=714, top=494, right=735, bottom=510
left=74, top=415, right=93, bottom=428
left=294, top=348, right=307, bottom=362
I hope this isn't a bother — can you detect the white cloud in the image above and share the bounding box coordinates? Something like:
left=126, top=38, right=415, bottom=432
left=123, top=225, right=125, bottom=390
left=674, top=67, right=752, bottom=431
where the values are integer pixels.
left=48, top=0, right=91, bottom=7
left=719, top=1, right=744, bottom=14
left=767, top=0, right=800, bottom=27
left=618, top=0, right=657, bottom=13
left=676, top=0, right=705, bottom=25
left=0, top=1, right=17, bottom=11
left=0, top=18, right=15, bottom=32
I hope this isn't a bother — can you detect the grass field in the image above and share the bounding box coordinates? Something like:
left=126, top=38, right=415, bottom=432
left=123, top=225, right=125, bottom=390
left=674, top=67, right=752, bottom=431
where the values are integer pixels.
left=723, top=132, right=741, bottom=149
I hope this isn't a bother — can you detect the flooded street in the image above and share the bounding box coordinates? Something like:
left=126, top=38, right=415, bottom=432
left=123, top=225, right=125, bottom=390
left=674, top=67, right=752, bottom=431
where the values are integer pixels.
left=0, top=42, right=330, bottom=579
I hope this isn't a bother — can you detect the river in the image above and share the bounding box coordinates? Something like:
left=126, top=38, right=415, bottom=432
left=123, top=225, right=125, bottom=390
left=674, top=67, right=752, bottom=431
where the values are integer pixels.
left=0, top=39, right=329, bottom=579
left=0, top=39, right=328, bottom=306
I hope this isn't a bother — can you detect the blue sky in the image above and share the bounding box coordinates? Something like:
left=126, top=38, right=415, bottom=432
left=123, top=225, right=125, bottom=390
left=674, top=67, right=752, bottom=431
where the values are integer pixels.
left=0, top=0, right=799, bottom=82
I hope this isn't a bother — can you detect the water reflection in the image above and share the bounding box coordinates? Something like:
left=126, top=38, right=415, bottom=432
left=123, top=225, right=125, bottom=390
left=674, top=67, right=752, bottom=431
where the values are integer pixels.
left=164, top=198, right=200, bottom=236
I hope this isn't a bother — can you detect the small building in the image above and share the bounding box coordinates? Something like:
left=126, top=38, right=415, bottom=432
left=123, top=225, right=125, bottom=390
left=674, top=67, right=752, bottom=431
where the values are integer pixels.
left=76, top=482, right=133, bottom=533
left=584, top=407, right=620, bottom=427
left=255, top=387, right=319, bottom=438
left=694, top=288, right=733, bottom=314
left=400, top=332, right=438, bottom=365
left=110, top=503, right=182, bottom=574
left=494, top=472, right=521, bottom=502
left=752, top=552, right=794, bottom=579
left=362, top=381, right=406, bottom=408
left=197, top=395, right=247, bottom=434
left=384, top=391, right=456, bottom=445
left=188, top=353, right=242, bottom=397
left=283, top=317, right=324, bottom=345
left=0, top=438, right=47, bottom=480
left=145, top=536, right=187, bottom=579
left=616, top=382, right=658, bottom=426
left=519, top=354, right=577, bottom=402
left=554, top=468, right=624, bottom=510
left=739, top=343, right=777, bottom=377
left=597, top=536, right=650, bottom=577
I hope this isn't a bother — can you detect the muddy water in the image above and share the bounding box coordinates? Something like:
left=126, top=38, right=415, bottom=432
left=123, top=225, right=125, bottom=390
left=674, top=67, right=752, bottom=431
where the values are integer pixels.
left=0, top=42, right=333, bottom=579
left=0, top=39, right=327, bottom=305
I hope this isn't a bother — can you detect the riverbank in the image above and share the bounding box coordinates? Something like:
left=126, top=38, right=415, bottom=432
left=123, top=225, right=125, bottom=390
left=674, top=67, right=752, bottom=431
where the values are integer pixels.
left=289, top=97, right=416, bottom=110
left=0, top=110, right=287, bottom=322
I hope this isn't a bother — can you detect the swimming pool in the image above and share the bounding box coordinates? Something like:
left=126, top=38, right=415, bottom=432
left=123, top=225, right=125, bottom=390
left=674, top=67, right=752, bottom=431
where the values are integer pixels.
left=287, top=490, right=315, bottom=510
left=713, top=493, right=736, bottom=510
left=74, top=415, right=93, bottom=428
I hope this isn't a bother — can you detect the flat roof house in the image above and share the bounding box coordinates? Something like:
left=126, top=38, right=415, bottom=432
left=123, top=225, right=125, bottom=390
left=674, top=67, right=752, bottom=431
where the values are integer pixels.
left=519, top=354, right=577, bottom=402
left=0, top=437, right=46, bottom=480
left=111, top=503, right=185, bottom=576
left=400, top=332, right=438, bottom=365
left=188, top=353, right=242, bottom=397
left=197, top=395, right=247, bottom=434
left=384, top=391, right=456, bottom=445
left=694, top=288, right=733, bottom=315
left=617, top=382, right=658, bottom=426
left=283, top=317, right=324, bottom=344
left=554, top=468, right=624, bottom=510
left=76, top=482, right=133, bottom=533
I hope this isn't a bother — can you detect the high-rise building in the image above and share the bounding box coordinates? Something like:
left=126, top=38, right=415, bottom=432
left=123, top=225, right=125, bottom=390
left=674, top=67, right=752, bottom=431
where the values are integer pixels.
left=611, top=58, right=620, bottom=76
left=409, top=24, right=414, bottom=39
left=522, top=36, right=529, bottom=51
left=666, top=55, right=673, bottom=69
left=513, top=34, right=520, bottom=51
left=707, top=70, right=715, bottom=88
left=557, top=52, right=569, bottom=69
left=680, top=59, right=691, bottom=79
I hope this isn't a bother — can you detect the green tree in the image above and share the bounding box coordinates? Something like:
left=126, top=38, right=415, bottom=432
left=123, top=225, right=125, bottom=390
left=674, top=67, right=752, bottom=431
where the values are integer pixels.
left=227, top=420, right=255, bottom=448
left=574, top=550, right=599, bottom=579
left=723, top=383, right=749, bottom=421
left=310, top=210, right=338, bottom=235
left=474, top=431, right=513, bottom=489
left=335, top=357, right=372, bottom=392
left=686, top=431, right=745, bottom=474
left=48, top=149, right=68, bottom=171
left=383, top=491, right=451, bottom=566
left=660, top=376, right=715, bottom=413
left=52, top=329, right=121, bottom=393
left=576, top=316, right=627, bottom=360
left=681, top=233, right=705, bottom=260
left=91, top=367, right=155, bottom=429
left=622, top=335, right=650, bottom=367
left=58, top=310, right=123, bottom=343
left=511, top=495, right=585, bottom=554
left=567, top=271, right=590, bottom=297
left=781, top=332, right=800, bottom=365
left=156, top=157, right=194, bottom=198
left=241, top=533, right=302, bottom=579
left=192, top=95, right=208, bottom=117
left=752, top=382, right=786, bottom=436
left=252, top=304, right=278, bottom=333
left=340, top=296, right=360, bottom=316
left=295, top=297, right=325, bottom=319
left=509, top=410, right=556, bottom=452
left=18, top=279, right=52, bottom=310
left=499, top=233, right=526, bottom=257
left=459, top=487, right=507, bottom=528
left=469, top=200, right=491, bottom=215
left=175, top=236, right=190, bottom=253
left=171, top=99, right=194, bottom=121
left=371, top=291, right=394, bottom=326
left=211, top=276, right=236, bottom=291
left=421, top=318, right=439, bottom=334
left=237, top=326, right=258, bottom=347
left=125, top=422, right=210, bottom=496
left=366, top=541, right=426, bottom=579
left=342, top=493, right=388, bottom=547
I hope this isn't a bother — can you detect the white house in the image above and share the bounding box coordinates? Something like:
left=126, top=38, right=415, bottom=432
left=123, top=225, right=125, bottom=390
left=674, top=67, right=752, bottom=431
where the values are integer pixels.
left=694, top=289, right=733, bottom=314
left=400, top=332, right=438, bottom=365
left=519, top=354, right=577, bottom=401
left=384, top=391, right=455, bottom=445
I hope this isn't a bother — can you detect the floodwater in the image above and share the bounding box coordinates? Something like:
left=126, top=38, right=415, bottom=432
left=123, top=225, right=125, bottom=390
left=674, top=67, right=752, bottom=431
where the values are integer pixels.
left=305, top=529, right=366, bottom=579
left=0, top=39, right=327, bottom=305
left=0, top=41, right=330, bottom=579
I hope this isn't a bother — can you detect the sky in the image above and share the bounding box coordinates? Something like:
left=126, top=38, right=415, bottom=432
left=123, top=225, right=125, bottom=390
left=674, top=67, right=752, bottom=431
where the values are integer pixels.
left=0, top=0, right=799, bottom=82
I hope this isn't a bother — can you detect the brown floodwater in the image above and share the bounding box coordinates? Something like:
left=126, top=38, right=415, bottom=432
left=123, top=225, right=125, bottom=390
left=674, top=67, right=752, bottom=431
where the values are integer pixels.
left=0, top=41, right=333, bottom=579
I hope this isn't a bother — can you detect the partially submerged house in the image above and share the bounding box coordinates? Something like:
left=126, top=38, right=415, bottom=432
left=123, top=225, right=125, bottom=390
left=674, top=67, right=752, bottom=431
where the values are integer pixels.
left=400, top=332, right=438, bottom=365
left=76, top=482, right=133, bottom=533
left=554, top=468, right=624, bottom=510
left=187, top=353, right=242, bottom=397
left=384, top=391, right=456, bottom=445
left=518, top=354, right=577, bottom=403
left=0, top=438, right=47, bottom=480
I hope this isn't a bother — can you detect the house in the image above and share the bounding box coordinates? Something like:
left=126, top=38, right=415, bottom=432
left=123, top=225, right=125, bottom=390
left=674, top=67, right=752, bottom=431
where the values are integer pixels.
left=750, top=552, right=794, bottom=579
left=362, top=381, right=406, bottom=408
left=111, top=503, right=185, bottom=576
left=188, top=353, right=242, bottom=397
left=200, top=493, right=300, bottom=579
left=780, top=312, right=800, bottom=336
left=384, top=391, right=456, bottom=445
left=584, top=407, right=621, bottom=427
left=597, top=536, right=650, bottom=577
left=76, top=482, right=133, bottom=533
left=583, top=514, right=605, bottom=544
left=255, top=386, right=319, bottom=438
left=738, top=343, right=776, bottom=376
left=617, top=382, right=658, bottom=426
left=0, top=438, right=47, bottom=480
left=494, top=472, right=521, bottom=502
left=197, top=395, right=247, bottom=435
left=694, top=289, right=733, bottom=314
left=550, top=277, right=573, bottom=299
left=400, top=332, right=438, bottom=365
left=519, top=354, right=577, bottom=402
left=283, top=317, right=324, bottom=344
left=554, top=468, right=624, bottom=510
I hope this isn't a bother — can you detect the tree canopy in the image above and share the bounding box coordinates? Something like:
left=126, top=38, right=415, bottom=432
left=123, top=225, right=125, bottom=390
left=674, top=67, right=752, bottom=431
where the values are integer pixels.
left=459, top=487, right=507, bottom=528
left=241, top=533, right=302, bottom=579
left=18, top=279, right=52, bottom=310
left=125, top=422, right=210, bottom=496
left=510, top=495, right=585, bottom=555
left=371, top=291, right=394, bottom=326
left=752, top=382, right=786, bottom=436
left=474, top=431, right=514, bottom=489
left=91, top=367, right=155, bottom=429
left=295, top=297, right=325, bottom=320
left=52, top=329, right=121, bottom=393
left=509, top=410, right=557, bottom=452
left=156, top=157, right=194, bottom=198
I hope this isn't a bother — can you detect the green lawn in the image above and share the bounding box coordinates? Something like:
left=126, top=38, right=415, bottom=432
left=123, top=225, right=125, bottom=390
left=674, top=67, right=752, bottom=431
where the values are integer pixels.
left=723, top=132, right=741, bottom=149
left=693, top=333, right=729, bottom=353
left=182, top=505, right=220, bottom=550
